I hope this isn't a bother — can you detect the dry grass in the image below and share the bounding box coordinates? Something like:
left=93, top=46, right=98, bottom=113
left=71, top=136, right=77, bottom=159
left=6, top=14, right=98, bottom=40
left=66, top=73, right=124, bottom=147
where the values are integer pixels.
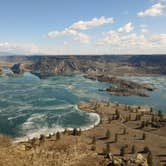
left=0, top=134, right=12, bottom=147
left=0, top=102, right=165, bottom=166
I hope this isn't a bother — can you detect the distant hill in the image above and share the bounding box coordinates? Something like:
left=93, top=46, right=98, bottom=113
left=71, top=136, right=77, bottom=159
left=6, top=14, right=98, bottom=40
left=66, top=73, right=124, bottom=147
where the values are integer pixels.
left=0, top=52, right=15, bottom=56
left=129, top=55, right=166, bottom=66
left=1, top=54, right=166, bottom=76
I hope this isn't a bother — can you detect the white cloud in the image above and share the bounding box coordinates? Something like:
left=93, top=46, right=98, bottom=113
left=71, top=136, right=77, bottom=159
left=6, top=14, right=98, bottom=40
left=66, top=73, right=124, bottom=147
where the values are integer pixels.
left=63, top=41, right=68, bottom=45
left=150, top=34, right=166, bottom=44
left=48, top=29, right=90, bottom=43
left=70, top=16, right=114, bottom=30
left=0, top=42, right=40, bottom=54
left=98, top=22, right=166, bottom=54
left=138, top=3, right=166, bottom=17
left=140, top=25, right=149, bottom=33
left=118, top=22, right=134, bottom=33
left=47, top=16, right=114, bottom=43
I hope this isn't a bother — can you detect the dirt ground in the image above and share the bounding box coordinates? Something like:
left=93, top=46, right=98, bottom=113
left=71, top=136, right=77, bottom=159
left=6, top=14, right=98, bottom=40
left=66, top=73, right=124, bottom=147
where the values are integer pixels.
left=0, top=102, right=165, bottom=166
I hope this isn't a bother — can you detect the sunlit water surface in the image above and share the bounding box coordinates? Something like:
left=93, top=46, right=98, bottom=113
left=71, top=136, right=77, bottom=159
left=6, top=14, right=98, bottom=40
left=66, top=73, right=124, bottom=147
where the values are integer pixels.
left=0, top=71, right=165, bottom=140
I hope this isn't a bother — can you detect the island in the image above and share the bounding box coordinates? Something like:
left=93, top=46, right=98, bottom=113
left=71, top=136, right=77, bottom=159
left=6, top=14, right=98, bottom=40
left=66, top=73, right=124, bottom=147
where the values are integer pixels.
left=84, top=74, right=155, bottom=97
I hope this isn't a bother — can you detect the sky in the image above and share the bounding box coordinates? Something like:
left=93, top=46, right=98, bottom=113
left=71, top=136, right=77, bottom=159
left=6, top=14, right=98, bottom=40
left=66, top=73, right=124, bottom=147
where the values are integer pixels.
left=0, top=0, right=166, bottom=55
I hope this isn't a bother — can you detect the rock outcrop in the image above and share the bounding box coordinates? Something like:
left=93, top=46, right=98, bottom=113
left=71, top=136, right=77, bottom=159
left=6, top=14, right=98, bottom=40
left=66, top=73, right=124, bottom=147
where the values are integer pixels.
left=84, top=74, right=155, bottom=97
left=11, top=63, right=25, bottom=74
left=107, top=153, right=148, bottom=166
left=30, top=57, right=80, bottom=78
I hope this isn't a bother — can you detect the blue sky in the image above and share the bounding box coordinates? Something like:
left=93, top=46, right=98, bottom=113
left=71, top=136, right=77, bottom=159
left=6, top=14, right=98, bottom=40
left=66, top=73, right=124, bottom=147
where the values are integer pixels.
left=0, top=0, right=166, bottom=55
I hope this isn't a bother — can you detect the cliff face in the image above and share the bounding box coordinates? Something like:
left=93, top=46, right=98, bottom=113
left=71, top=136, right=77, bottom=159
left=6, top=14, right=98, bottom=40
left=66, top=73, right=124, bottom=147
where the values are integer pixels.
left=11, top=63, right=25, bottom=74
left=8, top=55, right=166, bottom=78
left=29, top=57, right=80, bottom=78
left=0, top=68, right=3, bottom=76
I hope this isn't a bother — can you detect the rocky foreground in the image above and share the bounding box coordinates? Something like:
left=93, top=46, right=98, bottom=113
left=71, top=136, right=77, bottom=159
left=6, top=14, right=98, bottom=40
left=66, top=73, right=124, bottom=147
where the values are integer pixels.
left=0, top=102, right=165, bottom=166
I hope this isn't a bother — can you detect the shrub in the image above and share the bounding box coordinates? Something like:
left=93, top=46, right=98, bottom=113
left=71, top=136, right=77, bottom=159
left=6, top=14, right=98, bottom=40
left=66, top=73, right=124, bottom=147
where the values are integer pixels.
left=151, top=115, right=155, bottom=122
left=122, top=128, right=126, bottom=135
left=72, top=128, right=78, bottom=136
left=131, top=145, right=136, bottom=154
left=143, top=146, right=150, bottom=153
left=92, top=136, right=96, bottom=144
left=105, top=129, right=111, bottom=139
left=150, top=107, right=153, bottom=112
left=91, top=145, right=96, bottom=151
left=63, top=129, right=68, bottom=135
left=140, top=121, right=145, bottom=129
left=142, top=133, right=146, bottom=140
left=56, top=132, right=60, bottom=140
left=120, top=146, right=125, bottom=156
left=102, top=147, right=107, bottom=156
left=136, top=114, right=141, bottom=121
left=115, top=109, right=120, bottom=119
left=158, top=110, right=164, bottom=121
left=106, top=143, right=111, bottom=154
left=147, top=151, right=153, bottom=166
left=128, top=114, right=131, bottom=121
left=114, top=133, right=118, bottom=143
left=39, top=134, right=45, bottom=143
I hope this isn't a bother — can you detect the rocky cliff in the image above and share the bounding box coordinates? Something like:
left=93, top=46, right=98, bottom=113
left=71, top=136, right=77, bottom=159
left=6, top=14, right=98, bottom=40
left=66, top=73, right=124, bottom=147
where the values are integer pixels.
left=11, top=63, right=25, bottom=74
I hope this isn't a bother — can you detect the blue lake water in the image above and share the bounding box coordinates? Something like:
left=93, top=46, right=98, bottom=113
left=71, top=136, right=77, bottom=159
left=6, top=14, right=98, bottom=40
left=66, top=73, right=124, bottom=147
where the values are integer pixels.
left=0, top=71, right=165, bottom=140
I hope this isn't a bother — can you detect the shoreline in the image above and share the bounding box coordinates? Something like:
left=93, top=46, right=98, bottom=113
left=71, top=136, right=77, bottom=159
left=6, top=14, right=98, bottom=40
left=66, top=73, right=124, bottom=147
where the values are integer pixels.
left=13, top=101, right=152, bottom=143
left=1, top=101, right=166, bottom=165
left=13, top=106, right=101, bottom=143
left=13, top=101, right=164, bottom=143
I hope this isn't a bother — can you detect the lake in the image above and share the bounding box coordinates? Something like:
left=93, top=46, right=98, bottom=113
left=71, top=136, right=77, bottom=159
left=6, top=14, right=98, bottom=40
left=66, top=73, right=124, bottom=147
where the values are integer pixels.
left=0, top=72, right=165, bottom=140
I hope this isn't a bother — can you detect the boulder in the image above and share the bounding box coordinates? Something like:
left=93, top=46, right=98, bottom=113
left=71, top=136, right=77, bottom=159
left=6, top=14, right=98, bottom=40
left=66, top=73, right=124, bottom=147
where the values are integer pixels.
left=11, top=63, right=25, bottom=74
left=135, top=154, right=148, bottom=166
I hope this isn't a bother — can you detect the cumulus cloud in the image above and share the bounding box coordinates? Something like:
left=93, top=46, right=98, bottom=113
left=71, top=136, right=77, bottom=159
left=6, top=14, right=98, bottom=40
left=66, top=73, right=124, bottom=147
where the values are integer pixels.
left=150, top=34, right=166, bottom=44
left=138, top=3, right=166, bottom=17
left=140, top=25, right=149, bottom=33
left=48, top=29, right=90, bottom=43
left=99, top=22, right=134, bottom=45
left=47, top=16, right=114, bottom=43
left=70, top=16, right=114, bottom=30
left=0, top=42, right=40, bottom=54
left=118, top=22, right=134, bottom=33
left=98, top=22, right=166, bottom=54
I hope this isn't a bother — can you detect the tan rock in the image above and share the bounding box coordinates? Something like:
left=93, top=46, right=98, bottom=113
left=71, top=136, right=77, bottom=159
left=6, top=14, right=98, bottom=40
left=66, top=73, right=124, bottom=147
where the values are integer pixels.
left=135, top=153, right=148, bottom=166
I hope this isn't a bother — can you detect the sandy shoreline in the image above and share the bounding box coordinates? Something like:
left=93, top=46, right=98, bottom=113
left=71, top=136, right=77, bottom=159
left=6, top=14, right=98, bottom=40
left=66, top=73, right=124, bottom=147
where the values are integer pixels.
left=0, top=101, right=166, bottom=166
left=13, top=105, right=101, bottom=143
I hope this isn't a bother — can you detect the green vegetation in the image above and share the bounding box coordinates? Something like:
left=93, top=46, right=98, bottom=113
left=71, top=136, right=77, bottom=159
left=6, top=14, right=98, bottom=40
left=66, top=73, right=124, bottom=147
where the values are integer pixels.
left=143, top=146, right=150, bottom=153
left=131, top=145, right=136, bottom=154
left=91, top=145, right=96, bottom=151
left=147, top=151, right=153, bottom=166
left=114, top=133, right=118, bottom=143
left=102, top=143, right=111, bottom=156
left=142, top=133, right=146, bottom=140
left=92, top=136, right=96, bottom=144
left=39, top=134, right=45, bottom=143
left=56, top=132, right=60, bottom=140
left=158, top=110, right=164, bottom=120
left=72, top=128, right=81, bottom=136
left=105, top=129, right=111, bottom=139
left=120, top=146, right=125, bottom=156
left=122, top=128, right=126, bottom=135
